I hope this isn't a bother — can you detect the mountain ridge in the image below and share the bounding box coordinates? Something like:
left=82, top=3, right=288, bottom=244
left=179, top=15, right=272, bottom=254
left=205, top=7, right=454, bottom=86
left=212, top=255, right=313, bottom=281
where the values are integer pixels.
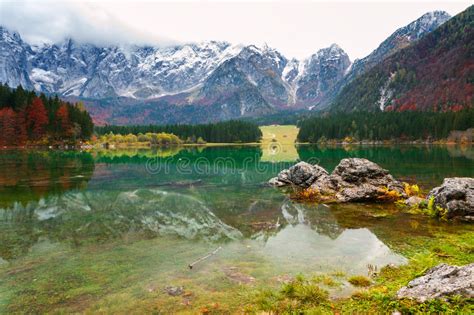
left=0, top=10, right=454, bottom=124
left=330, top=6, right=472, bottom=112
left=320, top=10, right=452, bottom=109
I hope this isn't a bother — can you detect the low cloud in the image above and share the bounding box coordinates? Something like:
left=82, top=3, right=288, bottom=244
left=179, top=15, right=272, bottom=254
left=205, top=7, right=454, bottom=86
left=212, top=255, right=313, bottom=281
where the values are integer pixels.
left=0, top=0, right=470, bottom=59
left=0, top=0, right=177, bottom=47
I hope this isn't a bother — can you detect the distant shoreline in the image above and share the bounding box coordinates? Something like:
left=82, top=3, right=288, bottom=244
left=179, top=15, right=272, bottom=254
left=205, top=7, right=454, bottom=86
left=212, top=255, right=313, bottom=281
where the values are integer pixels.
left=1, top=141, right=472, bottom=151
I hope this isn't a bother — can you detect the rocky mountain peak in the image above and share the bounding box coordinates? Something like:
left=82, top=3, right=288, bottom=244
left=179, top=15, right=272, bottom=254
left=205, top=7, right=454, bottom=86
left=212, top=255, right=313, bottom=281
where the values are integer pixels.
left=318, top=10, right=452, bottom=111
left=310, top=44, right=349, bottom=63
left=352, top=10, right=451, bottom=70
left=0, top=26, right=22, bottom=43
left=407, top=11, right=451, bottom=37
left=0, top=7, right=455, bottom=123
left=293, top=44, right=351, bottom=108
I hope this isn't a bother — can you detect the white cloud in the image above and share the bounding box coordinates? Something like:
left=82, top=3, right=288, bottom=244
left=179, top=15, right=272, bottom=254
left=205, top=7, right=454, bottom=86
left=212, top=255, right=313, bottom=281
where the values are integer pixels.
left=0, top=0, right=471, bottom=60
left=0, top=0, right=177, bottom=46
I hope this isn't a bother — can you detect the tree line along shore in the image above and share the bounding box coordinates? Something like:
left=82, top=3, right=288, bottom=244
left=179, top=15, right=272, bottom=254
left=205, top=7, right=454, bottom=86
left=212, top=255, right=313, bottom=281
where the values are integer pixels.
left=1, top=85, right=473, bottom=148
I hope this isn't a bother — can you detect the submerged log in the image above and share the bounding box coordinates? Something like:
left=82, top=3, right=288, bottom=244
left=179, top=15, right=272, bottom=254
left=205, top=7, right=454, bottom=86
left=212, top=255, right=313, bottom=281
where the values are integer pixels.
left=188, top=246, right=222, bottom=269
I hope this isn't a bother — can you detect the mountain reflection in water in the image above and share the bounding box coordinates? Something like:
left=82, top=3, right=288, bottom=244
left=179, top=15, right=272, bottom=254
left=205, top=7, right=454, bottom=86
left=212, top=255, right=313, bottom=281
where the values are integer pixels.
left=0, top=186, right=435, bottom=275
left=1, top=145, right=473, bottom=271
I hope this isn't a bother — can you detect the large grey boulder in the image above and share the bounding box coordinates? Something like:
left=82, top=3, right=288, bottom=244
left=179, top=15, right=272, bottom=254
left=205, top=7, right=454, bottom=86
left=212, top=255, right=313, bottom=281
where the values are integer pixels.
left=330, top=158, right=406, bottom=202
left=397, top=263, right=474, bottom=302
left=269, top=158, right=406, bottom=203
left=269, top=162, right=328, bottom=188
left=427, top=178, right=474, bottom=221
left=334, top=183, right=385, bottom=202
left=287, top=162, right=329, bottom=188
left=332, top=158, right=390, bottom=183
left=268, top=176, right=286, bottom=187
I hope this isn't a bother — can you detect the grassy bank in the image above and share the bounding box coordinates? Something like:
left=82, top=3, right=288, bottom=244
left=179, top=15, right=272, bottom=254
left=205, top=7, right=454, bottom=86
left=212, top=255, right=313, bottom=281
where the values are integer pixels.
left=260, top=125, right=299, bottom=146
left=246, top=230, right=473, bottom=314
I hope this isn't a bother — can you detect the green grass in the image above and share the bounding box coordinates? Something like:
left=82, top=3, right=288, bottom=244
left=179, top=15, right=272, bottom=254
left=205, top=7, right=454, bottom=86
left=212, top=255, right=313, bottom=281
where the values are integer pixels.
left=311, top=274, right=342, bottom=287
left=260, top=125, right=299, bottom=162
left=259, top=125, right=299, bottom=146
left=348, top=275, right=372, bottom=287
left=337, top=231, right=474, bottom=313
left=249, top=274, right=331, bottom=313
left=246, top=230, right=474, bottom=314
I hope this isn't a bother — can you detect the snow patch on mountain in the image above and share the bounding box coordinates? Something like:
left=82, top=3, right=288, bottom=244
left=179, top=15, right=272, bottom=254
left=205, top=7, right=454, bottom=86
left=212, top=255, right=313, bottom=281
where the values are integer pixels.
left=31, top=68, right=59, bottom=84
left=378, top=72, right=396, bottom=110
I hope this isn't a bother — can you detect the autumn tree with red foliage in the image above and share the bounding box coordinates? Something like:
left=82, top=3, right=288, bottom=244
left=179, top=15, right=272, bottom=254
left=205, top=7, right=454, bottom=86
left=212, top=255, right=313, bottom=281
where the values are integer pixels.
left=55, top=103, right=73, bottom=138
left=15, top=111, right=28, bottom=145
left=0, top=85, right=94, bottom=146
left=0, top=108, right=17, bottom=146
left=27, top=97, right=49, bottom=140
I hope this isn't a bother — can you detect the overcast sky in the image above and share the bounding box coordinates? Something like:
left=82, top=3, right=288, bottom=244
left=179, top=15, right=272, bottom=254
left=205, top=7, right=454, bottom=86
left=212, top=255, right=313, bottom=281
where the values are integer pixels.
left=0, top=0, right=471, bottom=60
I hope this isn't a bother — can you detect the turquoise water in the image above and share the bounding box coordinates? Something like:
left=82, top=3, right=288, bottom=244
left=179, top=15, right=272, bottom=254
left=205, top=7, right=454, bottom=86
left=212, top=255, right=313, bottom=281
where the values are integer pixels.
left=0, top=145, right=473, bottom=312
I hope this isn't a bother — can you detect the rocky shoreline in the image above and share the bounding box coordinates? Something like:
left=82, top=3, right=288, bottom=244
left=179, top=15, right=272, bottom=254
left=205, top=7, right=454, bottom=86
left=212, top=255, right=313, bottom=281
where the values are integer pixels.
left=397, top=263, right=474, bottom=302
left=268, top=158, right=474, bottom=303
left=269, top=158, right=474, bottom=221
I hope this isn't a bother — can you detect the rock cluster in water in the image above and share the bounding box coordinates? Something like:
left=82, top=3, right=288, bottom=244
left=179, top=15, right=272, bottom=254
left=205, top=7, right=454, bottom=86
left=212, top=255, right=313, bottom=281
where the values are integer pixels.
left=269, top=158, right=474, bottom=221
left=397, top=263, right=474, bottom=302
left=269, top=158, right=406, bottom=202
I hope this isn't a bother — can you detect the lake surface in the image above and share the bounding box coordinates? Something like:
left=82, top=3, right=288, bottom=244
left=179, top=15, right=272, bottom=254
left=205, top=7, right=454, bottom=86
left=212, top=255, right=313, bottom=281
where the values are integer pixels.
left=0, top=145, right=473, bottom=312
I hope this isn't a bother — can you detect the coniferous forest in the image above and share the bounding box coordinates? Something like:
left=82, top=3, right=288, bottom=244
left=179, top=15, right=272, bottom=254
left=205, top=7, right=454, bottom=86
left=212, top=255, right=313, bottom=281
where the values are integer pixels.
left=0, top=85, right=94, bottom=146
left=95, top=120, right=263, bottom=143
left=297, top=110, right=474, bottom=142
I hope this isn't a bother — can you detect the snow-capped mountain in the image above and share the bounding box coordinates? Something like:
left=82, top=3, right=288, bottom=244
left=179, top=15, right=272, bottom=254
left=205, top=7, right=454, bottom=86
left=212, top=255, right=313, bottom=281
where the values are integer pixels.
left=322, top=10, right=451, bottom=108
left=196, top=44, right=288, bottom=116
left=27, top=38, right=241, bottom=99
left=0, top=25, right=352, bottom=119
left=0, top=10, right=451, bottom=124
left=330, top=7, right=470, bottom=112
left=1, top=27, right=350, bottom=107
left=0, top=26, right=32, bottom=89
left=348, top=11, right=450, bottom=82
left=292, top=44, right=350, bottom=108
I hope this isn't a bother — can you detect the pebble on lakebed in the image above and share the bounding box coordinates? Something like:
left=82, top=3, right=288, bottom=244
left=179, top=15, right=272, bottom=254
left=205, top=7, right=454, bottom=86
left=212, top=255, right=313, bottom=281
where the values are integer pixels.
left=164, top=286, right=184, bottom=296
left=269, top=158, right=474, bottom=221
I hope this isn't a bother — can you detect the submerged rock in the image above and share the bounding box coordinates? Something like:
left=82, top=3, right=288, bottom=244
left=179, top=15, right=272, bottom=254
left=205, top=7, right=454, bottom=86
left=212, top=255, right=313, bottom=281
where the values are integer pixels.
left=223, top=266, right=255, bottom=284
left=397, top=263, right=474, bottom=302
left=405, top=196, right=425, bottom=207
left=164, top=286, right=184, bottom=296
left=427, top=178, right=474, bottom=221
left=269, top=158, right=406, bottom=203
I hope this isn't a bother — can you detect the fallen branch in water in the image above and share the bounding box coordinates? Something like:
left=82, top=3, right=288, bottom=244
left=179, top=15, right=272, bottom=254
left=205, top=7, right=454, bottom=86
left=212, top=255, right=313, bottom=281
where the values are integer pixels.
left=188, top=246, right=222, bottom=269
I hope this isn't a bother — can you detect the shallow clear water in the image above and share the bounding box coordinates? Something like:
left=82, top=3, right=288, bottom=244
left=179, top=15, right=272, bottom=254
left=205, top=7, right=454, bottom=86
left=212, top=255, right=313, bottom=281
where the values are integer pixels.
left=0, top=145, right=473, bottom=312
